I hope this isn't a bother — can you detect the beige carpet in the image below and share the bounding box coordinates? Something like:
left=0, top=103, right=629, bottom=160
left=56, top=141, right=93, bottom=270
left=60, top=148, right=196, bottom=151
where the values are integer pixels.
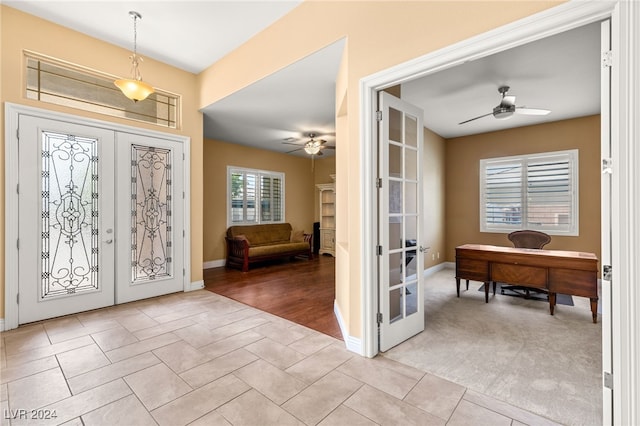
left=381, top=266, right=602, bottom=426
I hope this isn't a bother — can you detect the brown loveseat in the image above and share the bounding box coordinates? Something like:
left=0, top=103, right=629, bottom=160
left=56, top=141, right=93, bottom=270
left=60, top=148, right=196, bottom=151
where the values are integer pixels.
left=225, top=223, right=313, bottom=272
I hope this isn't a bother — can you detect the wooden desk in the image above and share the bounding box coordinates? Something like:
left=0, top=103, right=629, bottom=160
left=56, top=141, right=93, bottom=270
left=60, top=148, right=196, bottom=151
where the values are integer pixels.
left=455, top=244, right=599, bottom=323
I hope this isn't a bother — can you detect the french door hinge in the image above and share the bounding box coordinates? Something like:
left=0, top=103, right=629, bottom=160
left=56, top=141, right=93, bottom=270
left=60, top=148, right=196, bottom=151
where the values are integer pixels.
left=376, top=245, right=382, bottom=256
left=376, top=312, right=383, bottom=324
left=376, top=111, right=382, bottom=122
left=183, top=268, right=186, bottom=277
left=17, top=238, right=19, bottom=250
left=603, top=371, right=613, bottom=389
left=603, top=265, right=612, bottom=281
left=376, top=178, right=382, bottom=188
left=602, top=158, right=613, bottom=174
left=16, top=183, right=19, bottom=194
left=602, top=50, right=613, bottom=68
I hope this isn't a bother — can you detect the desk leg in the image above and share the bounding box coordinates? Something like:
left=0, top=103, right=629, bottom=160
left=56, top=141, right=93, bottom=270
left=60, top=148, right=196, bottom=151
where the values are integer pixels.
left=590, top=298, right=598, bottom=324
left=456, top=278, right=460, bottom=297
left=549, top=292, right=556, bottom=316
left=484, top=282, right=489, bottom=303
left=466, top=280, right=469, bottom=290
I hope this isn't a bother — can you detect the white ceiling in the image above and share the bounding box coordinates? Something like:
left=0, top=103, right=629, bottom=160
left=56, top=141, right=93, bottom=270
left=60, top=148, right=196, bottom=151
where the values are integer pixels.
left=5, top=1, right=602, bottom=156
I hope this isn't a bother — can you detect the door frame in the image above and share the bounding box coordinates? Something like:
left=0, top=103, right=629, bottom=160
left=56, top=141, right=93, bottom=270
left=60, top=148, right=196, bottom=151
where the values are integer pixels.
left=360, top=0, right=638, bottom=423
left=4, top=103, right=193, bottom=330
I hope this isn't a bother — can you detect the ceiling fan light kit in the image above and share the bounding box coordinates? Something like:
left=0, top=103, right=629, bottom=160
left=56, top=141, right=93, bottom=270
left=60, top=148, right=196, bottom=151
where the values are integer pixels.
left=459, top=85, right=550, bottom=125
left=283, top=133, right=334, bottom=157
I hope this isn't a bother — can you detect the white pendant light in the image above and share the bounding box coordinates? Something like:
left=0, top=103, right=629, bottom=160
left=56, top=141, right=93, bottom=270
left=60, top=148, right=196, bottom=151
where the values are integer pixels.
left=114, top=11, right=154, bottom=102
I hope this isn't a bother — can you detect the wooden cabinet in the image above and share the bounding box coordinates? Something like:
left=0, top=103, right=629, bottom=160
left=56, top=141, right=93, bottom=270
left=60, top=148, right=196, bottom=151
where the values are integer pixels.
left=316, top=176, right=335, bottom=256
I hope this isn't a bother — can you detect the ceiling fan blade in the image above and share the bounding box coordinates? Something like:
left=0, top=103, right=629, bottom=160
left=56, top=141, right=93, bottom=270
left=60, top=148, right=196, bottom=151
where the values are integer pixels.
left=285, top=147, right=303, bottom=154
left=458, top=112, right=494, bottom=125
left=322, top=146, right=336, bottom=150
left=282, top=141, right=305, bottom=146
left=501, top=95, right=516, bottom=107
left=316, top=150, right=324, bottom=156
left=515, top=107, right=551, bottom=116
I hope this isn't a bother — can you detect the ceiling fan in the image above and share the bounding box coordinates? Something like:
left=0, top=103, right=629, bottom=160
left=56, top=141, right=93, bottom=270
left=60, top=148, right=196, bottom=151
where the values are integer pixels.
left=283, top=133, right=335, bottom=156
left=459, top=86, right=551, bottom=125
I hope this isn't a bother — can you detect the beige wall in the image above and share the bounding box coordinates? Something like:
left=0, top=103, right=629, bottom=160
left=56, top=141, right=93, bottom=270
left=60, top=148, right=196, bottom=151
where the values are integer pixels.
left=445, top=115, right=601, bottom=262
left=0, top=6, right=203, bottom=319
left=203, top=139, right=316, bottom=262
left=423, top=128, right=446, bottom=269
left=197, top=0, right=563, bottom=338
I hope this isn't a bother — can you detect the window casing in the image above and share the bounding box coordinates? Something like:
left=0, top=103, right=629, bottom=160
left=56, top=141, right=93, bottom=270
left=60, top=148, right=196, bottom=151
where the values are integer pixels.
left=227, top=167, right=284, bottom=226
left=25, top=52, right=178, bottom=129
left=480, top=150, right=578, bottom=236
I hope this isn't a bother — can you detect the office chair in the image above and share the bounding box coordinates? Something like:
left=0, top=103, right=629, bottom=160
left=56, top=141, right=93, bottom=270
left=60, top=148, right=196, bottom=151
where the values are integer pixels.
left=500, top=230, right=551, bottom=299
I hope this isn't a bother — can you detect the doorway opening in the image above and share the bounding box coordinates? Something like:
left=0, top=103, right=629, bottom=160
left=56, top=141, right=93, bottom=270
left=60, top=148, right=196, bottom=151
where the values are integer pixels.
left=361, top=3, right=617, bottom=425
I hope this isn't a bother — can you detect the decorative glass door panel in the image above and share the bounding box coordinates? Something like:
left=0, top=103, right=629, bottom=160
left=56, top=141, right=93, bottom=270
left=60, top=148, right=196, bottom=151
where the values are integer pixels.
left=42, top=131, right=100, bottom=298
left=18, top=116, right=115, bottom=324
left=116, top=133, right=184, bottom=304
left=378, top=92, right=425, bottom=351
left=131, top=145, right=173, bottom=282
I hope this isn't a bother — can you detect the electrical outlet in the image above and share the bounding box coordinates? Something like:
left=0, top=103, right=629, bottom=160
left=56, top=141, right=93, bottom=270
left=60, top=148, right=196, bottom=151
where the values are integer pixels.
left=432, top=254, right=435, bottom=260
left=437, top=252, right=440, bottom=259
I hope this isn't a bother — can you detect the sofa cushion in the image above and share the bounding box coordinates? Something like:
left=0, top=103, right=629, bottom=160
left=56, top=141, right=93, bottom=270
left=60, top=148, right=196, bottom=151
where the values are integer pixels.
left=227, top=223, right=292, bottom=247
left=248, top=242, right=310, bottom=258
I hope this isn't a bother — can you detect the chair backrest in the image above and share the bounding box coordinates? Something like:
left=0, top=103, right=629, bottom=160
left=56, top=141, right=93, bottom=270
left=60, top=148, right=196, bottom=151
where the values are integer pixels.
left=508, top=230, right=551, bottom=249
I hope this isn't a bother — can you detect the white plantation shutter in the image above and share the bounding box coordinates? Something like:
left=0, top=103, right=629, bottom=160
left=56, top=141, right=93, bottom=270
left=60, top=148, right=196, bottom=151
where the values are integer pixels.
left=228, top=167, right=285, bottom=225
left=483, top=160, right=523, bottom=227
left=526, top=154, right=574, bottom=229
left=480, top=150, right=578, bottom=235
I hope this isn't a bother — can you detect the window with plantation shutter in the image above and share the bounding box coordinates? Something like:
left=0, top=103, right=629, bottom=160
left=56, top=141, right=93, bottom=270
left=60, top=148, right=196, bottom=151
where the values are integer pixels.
left=480, top=150, right=578, bottom=236
left=228, top=167, right=284, bottom=226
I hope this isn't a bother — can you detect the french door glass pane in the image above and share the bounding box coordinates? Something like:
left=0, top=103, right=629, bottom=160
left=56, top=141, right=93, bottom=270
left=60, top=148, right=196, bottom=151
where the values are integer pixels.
left=405, top=114, right=418, bottom=147
left=406, top=149, right=417, bottom=180
left=41, top=131, right=99, bottom=298
left=389, top=180, right=402, bottom=214
left=389, top=219, right=402, bottom=250
left=389, top=144, right=402, bottom=177
left=131, top=145, right=172, bottom=282
left=388, top=252, right=402, bottom=287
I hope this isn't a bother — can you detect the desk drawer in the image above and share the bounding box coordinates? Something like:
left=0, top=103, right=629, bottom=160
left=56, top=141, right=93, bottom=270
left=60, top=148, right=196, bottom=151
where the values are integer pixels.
left=491, top=263, right=547, bottom=288
left=456, top=258, right=489, bottom=281
left=549, top=269, right=597, bottom=298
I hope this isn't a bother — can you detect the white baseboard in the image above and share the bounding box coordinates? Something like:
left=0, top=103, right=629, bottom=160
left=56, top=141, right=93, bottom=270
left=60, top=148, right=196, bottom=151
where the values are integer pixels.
left=334, top=300, right=363, bottom=355
left=203, top=259, right=225, bottom=269
left=422, top=261, right=453, bottom=278
left=0, top=319, right=4, bottom=332
left=186, top=280, right=205, bottom=292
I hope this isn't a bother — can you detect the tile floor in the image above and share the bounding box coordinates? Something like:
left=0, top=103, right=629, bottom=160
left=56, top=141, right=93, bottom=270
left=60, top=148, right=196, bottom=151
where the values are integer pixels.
left=1, top=290, right=561, bottom=425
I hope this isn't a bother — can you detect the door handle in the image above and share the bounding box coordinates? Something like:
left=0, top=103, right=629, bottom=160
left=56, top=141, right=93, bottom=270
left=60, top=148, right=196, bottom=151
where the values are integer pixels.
left=419, top=246, right=430, bottom=253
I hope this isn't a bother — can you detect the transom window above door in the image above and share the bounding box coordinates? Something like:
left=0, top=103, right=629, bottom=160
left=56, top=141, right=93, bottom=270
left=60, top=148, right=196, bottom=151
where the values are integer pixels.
left=227, top=166, right=285, bottom=226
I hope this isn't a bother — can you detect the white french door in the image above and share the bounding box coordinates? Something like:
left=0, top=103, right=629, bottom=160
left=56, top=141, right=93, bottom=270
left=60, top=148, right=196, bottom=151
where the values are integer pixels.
left=378, top=91, right=425, bottom=352
left=16, top=113, right=184, bottom=324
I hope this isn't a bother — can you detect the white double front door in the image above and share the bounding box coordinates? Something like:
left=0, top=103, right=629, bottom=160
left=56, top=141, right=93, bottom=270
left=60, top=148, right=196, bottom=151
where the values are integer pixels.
left=17, top=113, right=185, bottom=324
